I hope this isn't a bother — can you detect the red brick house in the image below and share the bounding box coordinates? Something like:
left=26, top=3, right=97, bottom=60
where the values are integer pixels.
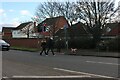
left=103, top=23, right=120, bottom=38
left=106, top=23, right=120, bottom=36
left=55, top=22, right=90, bottom=38
left=68, top=22, right=90, bottom=37
left=37, top=16, right=70, bottom=37
left=2, top=27, right=15, bottom=39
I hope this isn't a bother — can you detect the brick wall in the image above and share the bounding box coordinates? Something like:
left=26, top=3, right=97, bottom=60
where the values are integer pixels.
left=4, top=38, right=42, bottom=49
left=55, top=17, right=69, bottom=30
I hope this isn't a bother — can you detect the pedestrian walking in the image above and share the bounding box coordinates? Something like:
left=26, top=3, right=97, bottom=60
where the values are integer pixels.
left=40, top=39, right=48, bottom=56
left=46, top=37, right=55, bottom=56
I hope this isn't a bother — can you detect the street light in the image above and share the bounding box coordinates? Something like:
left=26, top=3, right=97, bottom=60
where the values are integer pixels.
left=64, top=24, right=69, bottom=50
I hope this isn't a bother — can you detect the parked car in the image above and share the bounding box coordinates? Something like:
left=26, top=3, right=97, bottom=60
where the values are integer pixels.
left=0, top=40, right=10, bottom=51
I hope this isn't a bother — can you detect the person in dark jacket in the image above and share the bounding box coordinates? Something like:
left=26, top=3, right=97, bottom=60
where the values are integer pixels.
left=57, top=38, right=62, bottom=53
left=46, top=37, right=55, bottom=56
left=40, top=39, right=48, bottom=56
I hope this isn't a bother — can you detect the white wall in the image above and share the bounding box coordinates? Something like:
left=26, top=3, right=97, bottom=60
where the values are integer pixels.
left=12, top=30, right=27, bottom=38
left=12, top=23, right=37, bottom=38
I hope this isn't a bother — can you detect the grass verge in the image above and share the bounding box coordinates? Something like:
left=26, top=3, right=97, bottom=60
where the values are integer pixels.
left=10, top=46, right=40, bottom=52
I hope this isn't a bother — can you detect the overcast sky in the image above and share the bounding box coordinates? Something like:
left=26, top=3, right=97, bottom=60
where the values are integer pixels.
left=0, top=0, right=120, bottom=31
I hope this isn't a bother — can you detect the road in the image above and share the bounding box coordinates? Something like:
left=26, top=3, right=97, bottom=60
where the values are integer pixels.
left=2, top=50, right=119, bottom=79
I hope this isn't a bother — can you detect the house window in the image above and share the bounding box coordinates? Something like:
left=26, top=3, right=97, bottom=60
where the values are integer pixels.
left=46, top=26, right=50, bottom=32
left=14, top=32, right=16, bottom=34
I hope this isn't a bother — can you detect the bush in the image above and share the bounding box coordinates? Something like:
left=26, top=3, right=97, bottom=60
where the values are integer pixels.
left=11, top=46, right=40, bottom=52
left=54, top=39, right=66, bottom=49
left=68, top=37, right=94, bottom=49
left=97, top=36, right=120, bottom=52
left=54, top=37, right=95, bottom=49
left=107, top=37, right=120, bottom=52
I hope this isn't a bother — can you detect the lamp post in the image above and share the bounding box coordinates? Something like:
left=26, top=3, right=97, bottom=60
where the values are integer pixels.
left=64, top=24, right=68, bottom=50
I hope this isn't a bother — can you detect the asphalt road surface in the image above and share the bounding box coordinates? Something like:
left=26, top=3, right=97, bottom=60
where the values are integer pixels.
left=2, top=50, right=119, bottom=80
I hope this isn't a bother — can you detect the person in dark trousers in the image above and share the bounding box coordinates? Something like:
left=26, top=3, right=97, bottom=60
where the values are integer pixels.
left=57, top=38, right=62, bottom=53
left=46, top=37, right=55, bottom=56
left=40, top=39, right=48, bottom=56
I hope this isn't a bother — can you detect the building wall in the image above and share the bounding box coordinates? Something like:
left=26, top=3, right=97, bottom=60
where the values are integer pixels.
left=55, top=17, right=68, bottom=31
left=12, top=23, right=36, bottom=38
left=12, top=30, right=27, bottom=38
left=50, top=16, right=69, bottom=36
left=2, top=28, right=13, bottom=39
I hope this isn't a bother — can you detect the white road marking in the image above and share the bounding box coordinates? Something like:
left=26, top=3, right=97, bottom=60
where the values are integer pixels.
left=12, top=75, right=91, bottom=78
left=2, top=77, right=9, bottom=78
left=53, top=68, right=114, bottom=78
left=86, top=61, right=120, bottom=66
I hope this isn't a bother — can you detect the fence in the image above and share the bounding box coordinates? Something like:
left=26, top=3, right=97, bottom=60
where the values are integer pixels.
left=4, top=38, right=42, bottom=49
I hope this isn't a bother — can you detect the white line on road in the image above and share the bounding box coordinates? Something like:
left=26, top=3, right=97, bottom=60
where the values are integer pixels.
left=12, top=75, right=91, bottom=78
left=2, top=77, right=9, bottom=78
left=53, top=68, right=114, bottom=78
left=86, top=61, right=120, bottom=66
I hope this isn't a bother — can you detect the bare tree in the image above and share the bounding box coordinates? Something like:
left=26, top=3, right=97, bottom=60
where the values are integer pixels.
left=35, top=1, right=78, bottom=25
left=35, top=2, right=60, bottom=23
left=75, top=0, right=119, bottom=46
left=56, top=2, right=78, bottom=25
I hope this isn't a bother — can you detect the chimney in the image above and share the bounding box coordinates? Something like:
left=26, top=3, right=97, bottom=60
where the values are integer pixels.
left=34, top=22, right=38, bottom=32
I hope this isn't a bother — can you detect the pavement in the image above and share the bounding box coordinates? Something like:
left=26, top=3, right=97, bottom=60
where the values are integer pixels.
left=11, top=48, right=120, bottom=58
left=61, top=49, right=120, bottom=58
